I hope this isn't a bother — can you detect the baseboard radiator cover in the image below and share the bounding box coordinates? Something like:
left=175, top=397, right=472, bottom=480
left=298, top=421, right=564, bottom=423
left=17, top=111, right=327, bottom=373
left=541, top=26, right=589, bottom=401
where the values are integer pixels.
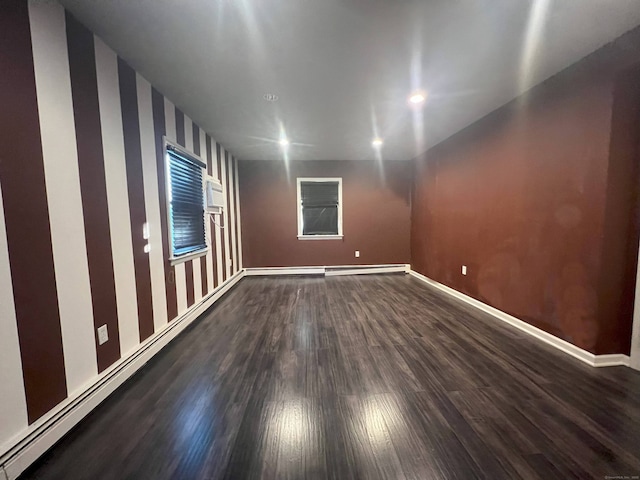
left=245, top=264, right=410, bottom=277
left=0, top=270, right=246, bottom=480
left=409, top=270, right=630, bottom=369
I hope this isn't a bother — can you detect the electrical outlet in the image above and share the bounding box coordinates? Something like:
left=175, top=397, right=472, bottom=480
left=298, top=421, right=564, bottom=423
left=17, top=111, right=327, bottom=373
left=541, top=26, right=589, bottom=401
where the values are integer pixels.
left=97, top=325, right=108, bottom=345
left=462, top=265, right=467, bottom=276
left=355, top=250, right=360, bottom=258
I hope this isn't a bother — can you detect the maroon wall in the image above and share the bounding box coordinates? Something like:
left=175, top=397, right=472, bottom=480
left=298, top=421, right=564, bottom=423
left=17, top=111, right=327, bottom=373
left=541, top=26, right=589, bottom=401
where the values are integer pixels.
left=411, top=28, right=640, bottom=355
left=240, top=160, right=411, bottom=267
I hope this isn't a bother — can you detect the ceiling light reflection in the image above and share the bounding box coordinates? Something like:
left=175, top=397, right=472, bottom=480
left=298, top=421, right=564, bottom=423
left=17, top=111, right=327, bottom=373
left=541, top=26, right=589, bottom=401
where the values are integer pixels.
left=369, top=105, right=386, bottom=183
left=519, top=0, right=552, bottom=93
left=359, top=395, right=403, bottom=448
left=267, top=399, right=318, bottom=471
left=409, top=91, right=427, bottom=105
left=278, top=120, right=291, bottom=180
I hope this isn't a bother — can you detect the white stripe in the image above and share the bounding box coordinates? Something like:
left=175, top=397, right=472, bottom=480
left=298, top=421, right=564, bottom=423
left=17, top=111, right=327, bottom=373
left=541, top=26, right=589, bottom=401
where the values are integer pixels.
left=30, top=2, right=98, bottom=394
left=228, top=154, right=238, bottom=274
left=213, top=143, right=224, bottom=286
left=95, top=37, right=140, bottom=356
left=203, top=131, right=214, bottom=293
left=234, top=158, right=243, bottom=270
left=193, top=255, right=203, bottom=301
left=192, top=127, right=205, bottom=300
left=184, top=116, right=194, bottom=152
left=212, top=143, right=220, bottom=182
left=164, top=98, right=176, bottom=142
left=0, top=182, right=28, bottom=453
left=184, top=116, right=202, bottom=299
left=176, top=263, right=187, bottom=314
left=164, top=99, right=187, bottom=314
left=136, top=75, right=168, bottom=331
left=220, top=148, right=232, bottom=279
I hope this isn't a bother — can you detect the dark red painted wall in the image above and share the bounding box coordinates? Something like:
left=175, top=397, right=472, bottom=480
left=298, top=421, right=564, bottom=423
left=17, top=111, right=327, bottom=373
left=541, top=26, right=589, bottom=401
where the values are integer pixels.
left=411, top=28, right=640, bottom=355
left=240, top=160, right=411, bottom=268
left=598, top=66, right=640, bottom=355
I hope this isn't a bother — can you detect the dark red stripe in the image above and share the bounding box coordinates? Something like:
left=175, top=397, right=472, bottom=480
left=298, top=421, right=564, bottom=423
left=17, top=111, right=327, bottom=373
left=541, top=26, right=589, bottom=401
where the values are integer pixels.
left=192, top=123, right=208, bottom=295
left=119, top=58, right=154, bottom=341
left=206, top=135, right=218, bottom=289
left=66, top=13, right=121, bottom=372
left=225, top=151, right=235, bottom=274
left=175, top=108, right=185, bottom=147
left=217, top=143, right=227, bottom=282
left=174, top=107, right=195, bottom=306
left=200, top=229, right=209, bottom=293
left=192, top=123, right=201, bottom=156
left=152, top=88, right=178, bottom=321
left=0, top=0, right=67, bottom=422
left=206, top=135, right=213, bottom=175
left=185, top=260, right=195, bottom=307
left=231, top=156, right=240, bottom=273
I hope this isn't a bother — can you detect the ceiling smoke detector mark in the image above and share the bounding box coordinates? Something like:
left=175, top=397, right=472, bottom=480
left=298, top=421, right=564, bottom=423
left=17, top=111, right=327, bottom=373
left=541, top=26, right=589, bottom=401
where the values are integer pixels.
left=263, top=93, right=279, bottom=102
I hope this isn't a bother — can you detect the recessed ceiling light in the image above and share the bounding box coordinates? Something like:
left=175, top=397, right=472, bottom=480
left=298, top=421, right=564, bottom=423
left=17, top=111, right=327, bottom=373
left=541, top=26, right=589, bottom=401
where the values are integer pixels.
left=263, top=93, right=279, bottom=102
left=372, top=137, right=383, bottom=148
left=279, top=138, right=290, bottom=147
left=408, top=91, right=427, bottom=105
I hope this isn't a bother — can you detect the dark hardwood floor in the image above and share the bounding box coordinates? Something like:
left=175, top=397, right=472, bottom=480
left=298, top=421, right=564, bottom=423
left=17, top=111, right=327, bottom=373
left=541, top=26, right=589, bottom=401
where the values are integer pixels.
left=22, top=275, right=640, bottom=479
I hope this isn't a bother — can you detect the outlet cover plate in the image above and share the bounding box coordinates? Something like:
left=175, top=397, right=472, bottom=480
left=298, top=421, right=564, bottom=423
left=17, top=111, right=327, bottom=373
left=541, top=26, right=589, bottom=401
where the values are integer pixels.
left=97, top=325, right=108, bottom=345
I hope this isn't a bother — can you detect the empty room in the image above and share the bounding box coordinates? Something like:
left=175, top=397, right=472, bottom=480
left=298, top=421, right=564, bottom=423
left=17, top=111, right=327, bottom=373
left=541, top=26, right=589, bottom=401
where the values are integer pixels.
left=2, top=0, right=640, bottom=478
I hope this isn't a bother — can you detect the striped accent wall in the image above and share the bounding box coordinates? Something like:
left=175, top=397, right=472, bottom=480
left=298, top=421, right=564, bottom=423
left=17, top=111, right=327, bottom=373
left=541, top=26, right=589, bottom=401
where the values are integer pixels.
left=0, top=0, right=243, bottom=455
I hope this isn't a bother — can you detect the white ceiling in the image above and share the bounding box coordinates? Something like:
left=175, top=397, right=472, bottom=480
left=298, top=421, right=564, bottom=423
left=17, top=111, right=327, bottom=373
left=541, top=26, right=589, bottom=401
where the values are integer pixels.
left=59, top=0, right=640, bottom=161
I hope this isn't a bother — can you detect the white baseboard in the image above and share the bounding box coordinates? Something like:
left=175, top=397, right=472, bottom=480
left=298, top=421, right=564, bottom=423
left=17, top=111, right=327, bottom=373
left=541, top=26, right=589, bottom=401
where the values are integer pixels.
left=409, top=270, right=631, bottom=368
left=0, top=269, right=245, bottom=480
left=245, top=264, right=410, bottom=277
left=325, top=264, right=409, bottom=276
left=244, top=266, right=325, bottom=276
left=592, top=354, right=631, bottom=367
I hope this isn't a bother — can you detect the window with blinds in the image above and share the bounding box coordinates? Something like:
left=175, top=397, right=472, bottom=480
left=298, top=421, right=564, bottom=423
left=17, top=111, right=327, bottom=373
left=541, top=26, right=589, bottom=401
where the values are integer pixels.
left=297, top=178, right=343, bottom=238
left=166, top=142, right=207, bottom=259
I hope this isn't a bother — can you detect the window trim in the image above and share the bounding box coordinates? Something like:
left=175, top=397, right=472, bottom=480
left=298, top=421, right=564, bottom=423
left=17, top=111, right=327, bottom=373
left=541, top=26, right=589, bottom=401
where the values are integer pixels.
left=296, top=177, right=343, bottom=240
left=163, top=136, right=209, bottom=265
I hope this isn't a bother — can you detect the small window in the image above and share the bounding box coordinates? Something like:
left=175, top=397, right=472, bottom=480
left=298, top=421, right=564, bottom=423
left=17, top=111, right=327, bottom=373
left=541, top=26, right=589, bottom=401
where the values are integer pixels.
left=297, top=178, right=343, bottom=240
left=165, top=140, right=207, bottom=261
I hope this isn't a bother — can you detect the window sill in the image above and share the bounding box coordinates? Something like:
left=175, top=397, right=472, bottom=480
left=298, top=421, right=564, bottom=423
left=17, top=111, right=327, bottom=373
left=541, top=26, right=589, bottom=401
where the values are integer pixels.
left=297, top=235, right=344, bottom=241
left=170, top=248, right=208, bottom=265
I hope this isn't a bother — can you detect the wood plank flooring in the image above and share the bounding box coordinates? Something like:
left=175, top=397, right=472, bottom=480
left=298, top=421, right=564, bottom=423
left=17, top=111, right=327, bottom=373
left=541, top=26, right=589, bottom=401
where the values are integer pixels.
left=22, top=275, right=640, bottom=479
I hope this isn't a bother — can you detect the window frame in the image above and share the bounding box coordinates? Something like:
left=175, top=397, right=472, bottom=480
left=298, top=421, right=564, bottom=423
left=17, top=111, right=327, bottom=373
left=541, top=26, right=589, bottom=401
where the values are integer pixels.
left=296, top=177, right=343, bottom=240
left=163, top=136, right=209, bottom=265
